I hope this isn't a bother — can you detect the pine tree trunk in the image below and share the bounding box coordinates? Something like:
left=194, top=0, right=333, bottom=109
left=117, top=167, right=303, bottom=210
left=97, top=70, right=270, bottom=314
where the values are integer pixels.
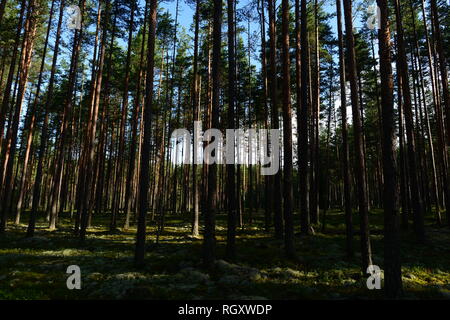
left=225, top=0, right=237, bottom=260
left=27, top=0, right=65, bottom=237
left=281, top=0, right=295, bottom=258
left=124, top=0, right=148, bottom=230
left=112, top=0, right=136, bottom=230
left=393, top=0, right=425, bottom=241
left=203, top=0, right=222, bottom=268
left=0, top=0, right=26, bottom=177
left=135, top=0, right=157, bottom=267
left=336, top=0, right=353, bottom=258
left=267, top=0, right=283, bottom=239
left=299, top=0, right=310, bottom=235
left=342, top=0, right=372, bottom=273
left=15, top=0, right=57, bottom=225
left=378, top=0, right=403, bottom=298
left=1, top=0, right=38, bottom=233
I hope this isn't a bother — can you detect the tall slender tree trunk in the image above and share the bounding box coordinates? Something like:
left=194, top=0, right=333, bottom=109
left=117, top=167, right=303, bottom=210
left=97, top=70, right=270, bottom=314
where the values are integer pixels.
left=378, top=0, right=403, bottom=298
left=27, top=0, right=65, bottom=237
left=258, top=0, right=271, bottom=232
left=49, top=0, right=86, bottom=231
left=124, top=0, right=148, bottom=230
left=310, top=0, right=320, bottom=225
left=112, top=0, right=136, bottom=230
left=393, top=0, right=425, bottom=241
left=281, top=0, right=295, bottom=258
left=0, top=0, right=25, bottom=152
left=429, top=0, right=450, bottom=226
left=267, top=0, right=283, bottom=239
left=79, top=0, right=110, bottom=240
left=342, top=0, right=372, bottom=273
left=398, top=73, right=410, bottom=230
left=135, top=0, right=157, bottom=267
left=299, top=0, right=310, bottom=235
left=420, top=0, right=449, bottom=222
left=225, top=0, right=237, bottom=260
left=336, top=0, right=353, bottom=258
left=191, top=0, right=201, bottom=237
left=203, top=0, right=222, bottom=268
left=15, top=0, right=57, bottom=225
left=0, top=0, right=38, bottom=233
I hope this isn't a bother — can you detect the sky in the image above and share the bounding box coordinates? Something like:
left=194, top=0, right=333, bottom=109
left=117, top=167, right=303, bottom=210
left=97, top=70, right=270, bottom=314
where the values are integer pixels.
left=156, top=0, right=376, bottom=68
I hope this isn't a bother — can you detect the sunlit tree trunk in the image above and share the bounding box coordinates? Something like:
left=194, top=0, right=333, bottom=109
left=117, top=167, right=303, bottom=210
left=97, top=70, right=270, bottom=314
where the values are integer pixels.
left=15, top=0, right=57, bottom=225
left=27, top=0, right=65, bottom=237
left=0, top=0, right=38, bottom=233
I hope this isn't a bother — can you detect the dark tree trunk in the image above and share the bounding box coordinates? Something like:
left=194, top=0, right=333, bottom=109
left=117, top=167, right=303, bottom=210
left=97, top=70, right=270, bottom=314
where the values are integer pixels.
left=336, top=0, right=353, bottom=258
left=135, top=0, right=157, bottom=267
left=281, top=0, right=295, bottom=258
left=430, top=0, right=450, bottom=226
left=124, top=0, right=148, bottom=230
left=15, top=0, right=56, bottom=225
left=112, top=0, right=136, bottom=230
left=267, top=0, right=283, bottom=239
left=27, top=0, right=65, bottom=237
left=225, top=0, right=237, bottom=260
left=299, top=0, right=310, bottom=235
left=191, top=0, right=200, bottom=237
left=203, top=0, right=222, bottom=268
left=393, top=0, right=425, bottom=241
left=378, top=0, right=403, bottom=298
left=342, top=0, right=372, bottom=273
left=1, top=0, right=38, bottom=233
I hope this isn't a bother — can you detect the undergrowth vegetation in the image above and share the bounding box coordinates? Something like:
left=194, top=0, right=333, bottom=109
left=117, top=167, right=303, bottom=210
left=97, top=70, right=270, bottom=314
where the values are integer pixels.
left=0, top=210, right=449, bottom=300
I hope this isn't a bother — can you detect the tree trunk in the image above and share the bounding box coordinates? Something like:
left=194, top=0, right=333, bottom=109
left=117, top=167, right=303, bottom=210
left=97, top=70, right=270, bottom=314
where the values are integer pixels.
left=15, top=0, right=57, bottom=225
left=336, top=0, right=353, bottom=258
left=342, top=0, right=372, bottom=273
left=27, top=0, right=65, bottom=237
left=203, top=0, right=222, bottom=268
left=393, top=0, right=425, bottom=241
left=281, top=0, right=295, bottom=258
left=225, top=0, right=237, bottom=260
left=1, top=0, right=38, bottom=233
left=135, top=0, right=157, bottom=267
left=378, top=0, right=403, bottom=298
left=299, top=0, right=310, bottom=235
left=267, top=0, right=283, bottom=239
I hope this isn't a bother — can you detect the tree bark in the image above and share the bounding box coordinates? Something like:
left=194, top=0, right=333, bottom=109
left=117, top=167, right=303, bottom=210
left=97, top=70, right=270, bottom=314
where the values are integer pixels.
left=281, top=0, right=295, bottom=258
left=267, top=0, right=283, bottom=239
left=378, top=0, right=403, bottom=298
left=342, top=0, right=372, bottom=273
left=393, top=0, right=425, bottom=241
left=336, top=0, right=353, bottom=258
left=135, top=0, right=157, bottom=268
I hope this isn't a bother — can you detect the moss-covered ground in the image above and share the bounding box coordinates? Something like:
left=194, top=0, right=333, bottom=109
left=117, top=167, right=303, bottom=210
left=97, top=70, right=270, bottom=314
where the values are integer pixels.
left=0, top=209, right=449, bottom=300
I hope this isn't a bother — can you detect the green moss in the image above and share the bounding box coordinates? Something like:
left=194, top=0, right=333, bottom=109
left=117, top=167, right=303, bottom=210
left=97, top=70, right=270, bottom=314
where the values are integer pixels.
left=0, top=210, right=448, bottom=299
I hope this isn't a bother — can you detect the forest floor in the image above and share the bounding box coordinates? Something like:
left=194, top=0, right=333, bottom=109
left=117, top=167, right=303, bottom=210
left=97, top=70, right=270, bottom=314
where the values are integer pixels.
left=0, top=209, right=449, bottom=300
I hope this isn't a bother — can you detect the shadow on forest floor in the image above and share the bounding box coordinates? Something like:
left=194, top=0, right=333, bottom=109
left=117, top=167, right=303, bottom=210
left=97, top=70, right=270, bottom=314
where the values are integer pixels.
left=0, top=209, right=449, bottom=300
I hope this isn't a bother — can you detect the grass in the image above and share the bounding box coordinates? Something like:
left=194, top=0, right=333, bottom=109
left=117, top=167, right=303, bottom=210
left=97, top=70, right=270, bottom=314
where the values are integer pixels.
left=0, top=208, right=449, bottom=300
